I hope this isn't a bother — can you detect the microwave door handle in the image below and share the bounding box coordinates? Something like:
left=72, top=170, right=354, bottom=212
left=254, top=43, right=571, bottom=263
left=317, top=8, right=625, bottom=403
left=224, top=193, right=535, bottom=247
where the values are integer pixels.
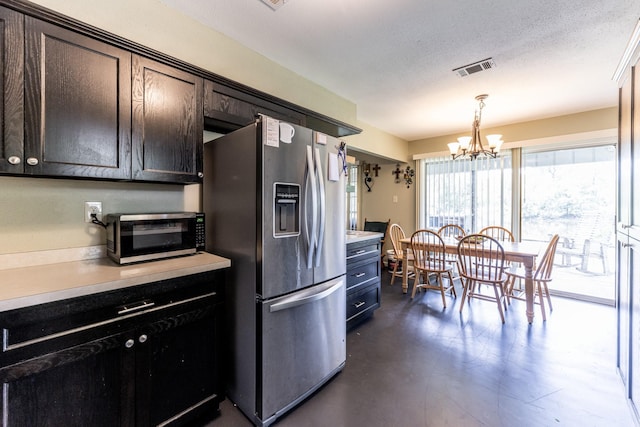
left=304, top=145, right=317, bottom=267
left=314, top=147, right=325, bottom=267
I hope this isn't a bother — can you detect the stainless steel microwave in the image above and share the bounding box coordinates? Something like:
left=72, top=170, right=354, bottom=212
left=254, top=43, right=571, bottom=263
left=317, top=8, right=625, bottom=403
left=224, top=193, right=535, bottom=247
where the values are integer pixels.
left=106, top=212, right=205, bottom=264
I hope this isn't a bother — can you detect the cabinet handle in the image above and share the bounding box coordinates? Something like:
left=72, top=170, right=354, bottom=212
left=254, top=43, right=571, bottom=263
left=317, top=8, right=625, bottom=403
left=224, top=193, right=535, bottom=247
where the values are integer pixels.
left=198, top=172, right=204, bottom=178
left=354, top=272, right=366, bottom=278
left=26, top=157, right=39, bottom=166
left=354, top=250, right=366, bottom=255
left=117, top=299, right=155, bottom=315
left=354, top=301, right=365, bottom=308
left=125, top=339, right=135, bottom=349
left=138, top=334, right=148, bottom=343
left=7, top=156, right=20, bottom=165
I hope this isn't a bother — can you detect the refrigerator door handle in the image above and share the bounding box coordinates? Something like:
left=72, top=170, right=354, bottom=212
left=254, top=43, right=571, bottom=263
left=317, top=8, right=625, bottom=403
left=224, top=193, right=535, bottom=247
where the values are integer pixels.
left=304, top=145, right=317, bottom=267
left=314, top=147, right=326, bottom=267
left=269, top=278, right=343, bottom=312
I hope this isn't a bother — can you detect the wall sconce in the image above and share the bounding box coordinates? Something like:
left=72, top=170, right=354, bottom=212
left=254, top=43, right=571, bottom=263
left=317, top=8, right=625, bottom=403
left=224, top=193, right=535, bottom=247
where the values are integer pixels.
left=363, top=162, right=373, bottom=192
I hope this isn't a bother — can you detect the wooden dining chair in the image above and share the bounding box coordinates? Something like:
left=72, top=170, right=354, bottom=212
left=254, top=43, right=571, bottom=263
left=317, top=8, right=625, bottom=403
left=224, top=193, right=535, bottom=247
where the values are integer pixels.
left=363, top=218, right=390, bottom=246
left=457, top=234, right=510, bottom=323
left=364, top=218, right=391, bottom=263
left=505, top=234, right=560, bottom=321
left=388, top=223, right=414, bottom=286
left=479, top=226, right=516, bottom=270
left=410, top=229, right=457, bottom=307
left=437, top=224, right=466, bottom=239
left=437, top=224, right=466, bottom=277
left=479, top=225, right=515, bottom=242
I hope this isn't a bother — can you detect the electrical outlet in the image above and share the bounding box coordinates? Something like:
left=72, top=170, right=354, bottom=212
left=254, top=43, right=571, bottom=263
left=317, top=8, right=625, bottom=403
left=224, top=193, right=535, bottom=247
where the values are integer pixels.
left=84, top=201, right=102, bottom=223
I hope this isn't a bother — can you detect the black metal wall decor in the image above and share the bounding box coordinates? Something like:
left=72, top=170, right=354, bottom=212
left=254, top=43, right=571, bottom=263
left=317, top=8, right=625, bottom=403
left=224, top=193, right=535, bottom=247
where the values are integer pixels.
left=393, top=163, right=414, bottom=188
left=363, top=162, right=373, bottom=192
left=403, top=165, right=415, bottom=188
left=392, top=164, right=403, bottom=183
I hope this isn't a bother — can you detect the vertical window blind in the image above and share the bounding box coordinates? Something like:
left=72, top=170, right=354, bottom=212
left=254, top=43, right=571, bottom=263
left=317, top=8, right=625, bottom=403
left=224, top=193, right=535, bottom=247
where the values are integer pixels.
left=419, top=151, right=512, bottom=234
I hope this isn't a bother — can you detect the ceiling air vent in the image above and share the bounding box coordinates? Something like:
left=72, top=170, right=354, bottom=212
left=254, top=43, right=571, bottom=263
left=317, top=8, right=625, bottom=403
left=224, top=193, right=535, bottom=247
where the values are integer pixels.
left=452, top=58, right=496, bottom=77
left=259, top=0, right=289, bottom=10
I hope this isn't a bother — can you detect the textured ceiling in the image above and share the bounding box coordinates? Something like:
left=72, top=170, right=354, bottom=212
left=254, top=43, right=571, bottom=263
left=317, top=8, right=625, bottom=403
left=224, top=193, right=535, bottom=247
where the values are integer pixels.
left=159, top=0, right=640, bottom=141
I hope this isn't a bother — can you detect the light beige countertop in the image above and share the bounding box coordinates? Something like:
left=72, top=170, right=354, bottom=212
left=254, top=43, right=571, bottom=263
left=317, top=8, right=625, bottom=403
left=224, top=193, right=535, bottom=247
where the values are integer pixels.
left=346, top=230, right=384, bottom=244
left=0, top=252, right=230, bottom=312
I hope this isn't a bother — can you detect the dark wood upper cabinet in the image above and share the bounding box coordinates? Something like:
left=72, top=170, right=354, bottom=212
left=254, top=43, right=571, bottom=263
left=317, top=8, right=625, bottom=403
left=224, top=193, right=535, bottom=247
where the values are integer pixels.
left=0, top=6, right=23, bottom=174
left=0, top=0, right=359, bottom=183
left=24, top=17, right=132, bottom=179
left=204, top=80, right=305, bottom=132
left=132, top=55, right=203, bottom=183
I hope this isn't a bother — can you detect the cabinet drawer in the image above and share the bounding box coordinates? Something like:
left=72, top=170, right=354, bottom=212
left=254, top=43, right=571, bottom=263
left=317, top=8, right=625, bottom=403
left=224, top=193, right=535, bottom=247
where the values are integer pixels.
left=346, top=281, right=380, bottom=323
left=346, top=258, right=380, bottom=289
left=0, top=271, right=223, bottom=365
left=346, top=242, right=380, bottom=264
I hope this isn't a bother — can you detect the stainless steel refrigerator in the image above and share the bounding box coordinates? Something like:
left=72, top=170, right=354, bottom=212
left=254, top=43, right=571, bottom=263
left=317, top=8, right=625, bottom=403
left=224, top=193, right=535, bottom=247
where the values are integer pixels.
left=203, top=115, right=346, bottom=426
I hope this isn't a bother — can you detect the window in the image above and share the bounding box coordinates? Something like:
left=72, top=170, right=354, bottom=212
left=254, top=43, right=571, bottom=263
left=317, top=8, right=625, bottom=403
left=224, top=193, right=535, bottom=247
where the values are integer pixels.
left=521, top=145, right=615, bottom=241
left=346, top=164, right=358, bottom=230
left=419, top=152, right=512, bottom=233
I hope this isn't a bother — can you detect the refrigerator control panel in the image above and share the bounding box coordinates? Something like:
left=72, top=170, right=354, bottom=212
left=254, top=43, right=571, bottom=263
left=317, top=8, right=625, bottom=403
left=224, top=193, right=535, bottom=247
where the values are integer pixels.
left=273, top=182, right=300, bottom=238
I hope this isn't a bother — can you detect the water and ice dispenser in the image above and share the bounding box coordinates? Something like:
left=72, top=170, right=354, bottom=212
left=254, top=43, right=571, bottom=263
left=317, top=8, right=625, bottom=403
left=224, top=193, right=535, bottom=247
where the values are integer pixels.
left=273, top=183, right=300, bottom=237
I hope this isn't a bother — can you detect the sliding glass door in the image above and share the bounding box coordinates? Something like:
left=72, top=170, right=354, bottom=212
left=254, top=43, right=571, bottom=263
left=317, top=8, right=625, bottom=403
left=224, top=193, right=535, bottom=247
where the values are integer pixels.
left=521, top=145, right=616, bottom=304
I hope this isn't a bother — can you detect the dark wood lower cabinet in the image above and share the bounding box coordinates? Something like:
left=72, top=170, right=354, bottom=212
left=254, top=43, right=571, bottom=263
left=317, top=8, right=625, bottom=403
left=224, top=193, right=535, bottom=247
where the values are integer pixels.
left=0, top=271, right=224, bottom=427
left=346, top=236, right=382, bottom=330
left=140, top=302, right=221, bottom=426
left=1, top=332, right=131, bottom=426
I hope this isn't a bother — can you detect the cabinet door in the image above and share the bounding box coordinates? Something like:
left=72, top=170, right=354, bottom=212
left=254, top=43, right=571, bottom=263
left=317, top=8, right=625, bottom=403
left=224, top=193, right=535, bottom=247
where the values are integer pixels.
left=24, top=17, right=131, bottom=179
left=0, top=331, right=135, bottom=427
left=628, top=236, right=640, bottom=414
left=619, top=71, right=632, bottom=232
left=132, top=55, right=203, bottom=183
left=136, top=300, right=222, bottom=426
left=631, top=61, right=640, bottom=240
left=204, top=80, right=305, bottom=132
left=617, top=233, right=631, bottom=387
left=0, top=6, right=24, bottom=174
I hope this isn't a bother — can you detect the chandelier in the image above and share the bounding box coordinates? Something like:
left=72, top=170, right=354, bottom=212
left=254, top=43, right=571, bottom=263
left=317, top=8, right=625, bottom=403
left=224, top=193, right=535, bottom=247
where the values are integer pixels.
left=447, top=94, right=504, bottom=160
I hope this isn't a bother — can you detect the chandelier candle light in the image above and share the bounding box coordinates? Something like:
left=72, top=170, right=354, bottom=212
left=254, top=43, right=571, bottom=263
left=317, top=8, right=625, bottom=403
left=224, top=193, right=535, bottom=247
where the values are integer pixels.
left=447, top=94, right=504, bottom=160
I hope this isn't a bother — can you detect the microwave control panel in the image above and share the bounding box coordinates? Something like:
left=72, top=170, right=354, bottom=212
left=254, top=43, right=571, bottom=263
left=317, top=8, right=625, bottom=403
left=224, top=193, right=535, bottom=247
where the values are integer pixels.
left=196, top=213, right=206, bottom=251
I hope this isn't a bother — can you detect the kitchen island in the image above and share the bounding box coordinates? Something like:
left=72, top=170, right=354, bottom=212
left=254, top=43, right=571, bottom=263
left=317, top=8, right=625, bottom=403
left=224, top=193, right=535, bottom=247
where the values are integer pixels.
left=0, top=251, right=230, bottom=426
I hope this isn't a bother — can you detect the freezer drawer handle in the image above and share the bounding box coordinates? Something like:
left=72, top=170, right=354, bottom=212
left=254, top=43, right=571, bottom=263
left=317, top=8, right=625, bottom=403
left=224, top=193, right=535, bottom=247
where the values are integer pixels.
left=270, top=280, right=343, bottom=312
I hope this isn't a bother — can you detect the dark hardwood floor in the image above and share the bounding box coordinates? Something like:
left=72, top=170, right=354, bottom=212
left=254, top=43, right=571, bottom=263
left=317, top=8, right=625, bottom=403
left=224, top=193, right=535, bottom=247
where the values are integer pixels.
left=208, top=270, right=635, bottom=426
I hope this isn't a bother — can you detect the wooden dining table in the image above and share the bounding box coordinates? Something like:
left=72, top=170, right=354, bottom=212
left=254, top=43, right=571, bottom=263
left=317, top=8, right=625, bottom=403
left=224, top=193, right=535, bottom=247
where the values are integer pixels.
left=399, top=237, right=542, bottom=323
